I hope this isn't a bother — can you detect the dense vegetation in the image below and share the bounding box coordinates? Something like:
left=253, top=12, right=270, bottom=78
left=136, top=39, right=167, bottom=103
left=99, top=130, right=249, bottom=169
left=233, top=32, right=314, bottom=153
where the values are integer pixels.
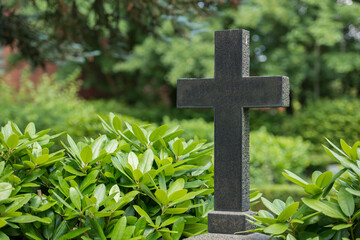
left=0, top=74, right=317, bottom=186
left=0, top=116, right=214, bottom=239
left=246, top=139, right=360, bottom=240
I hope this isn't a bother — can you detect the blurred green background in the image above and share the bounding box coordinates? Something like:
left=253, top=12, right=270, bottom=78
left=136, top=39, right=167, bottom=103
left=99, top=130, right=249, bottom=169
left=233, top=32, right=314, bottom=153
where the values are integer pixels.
left=1, top=0, right=360, bottom=199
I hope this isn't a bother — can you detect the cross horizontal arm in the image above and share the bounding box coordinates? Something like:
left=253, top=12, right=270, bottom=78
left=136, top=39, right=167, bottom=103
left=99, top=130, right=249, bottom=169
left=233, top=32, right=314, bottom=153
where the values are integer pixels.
left=239, top=76, right=290, bottom=108
left=211, top=76, right=289, bottom=108
left=177, top=78, right=216, bottom=108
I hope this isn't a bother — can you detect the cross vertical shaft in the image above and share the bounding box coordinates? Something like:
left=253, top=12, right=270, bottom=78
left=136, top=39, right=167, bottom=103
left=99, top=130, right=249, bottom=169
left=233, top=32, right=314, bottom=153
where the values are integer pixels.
left=214, top=106, right=250, bottom=211
left=213, top=30, right=251, bottom=212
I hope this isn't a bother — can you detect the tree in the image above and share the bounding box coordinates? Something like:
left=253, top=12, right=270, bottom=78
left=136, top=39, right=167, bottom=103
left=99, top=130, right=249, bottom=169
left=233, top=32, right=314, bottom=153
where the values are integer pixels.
left=121, top=0, right=360, bottom=108
left=226, top=0, right=360, bottom=105
left=0, top=0, right=230, bottom=102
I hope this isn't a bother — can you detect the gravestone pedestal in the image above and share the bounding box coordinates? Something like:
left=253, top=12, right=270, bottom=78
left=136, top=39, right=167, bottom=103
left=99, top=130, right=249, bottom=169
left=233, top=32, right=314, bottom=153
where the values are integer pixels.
left=208, top=210, right=253, bottom=234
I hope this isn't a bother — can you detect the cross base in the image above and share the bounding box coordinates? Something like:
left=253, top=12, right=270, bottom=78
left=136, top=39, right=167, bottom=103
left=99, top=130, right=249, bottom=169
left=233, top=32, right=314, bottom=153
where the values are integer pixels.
left=208, top=210, right=254, bottom=234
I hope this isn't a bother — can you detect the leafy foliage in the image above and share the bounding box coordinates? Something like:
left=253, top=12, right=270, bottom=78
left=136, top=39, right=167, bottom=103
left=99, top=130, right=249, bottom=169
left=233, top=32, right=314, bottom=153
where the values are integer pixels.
left=250, top=127, right=312, bottom=185
left=245, top=138, right=360, bottom=239
left=0, top=71, right=101, bottom=139
left=1, top=0, right=228, bottom=100
left=121, top=0, right=360, bottom=107
left=280, top=98, right=360, bottom=147
left=0, top=115, right=214, bottom=239
left=0, top=72, right=144, bottom=145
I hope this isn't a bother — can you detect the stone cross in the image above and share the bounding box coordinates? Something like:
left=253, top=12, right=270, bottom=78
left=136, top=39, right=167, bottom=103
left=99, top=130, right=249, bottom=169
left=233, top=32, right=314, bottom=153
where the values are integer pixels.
left=177, top=29, right=290, bottom=235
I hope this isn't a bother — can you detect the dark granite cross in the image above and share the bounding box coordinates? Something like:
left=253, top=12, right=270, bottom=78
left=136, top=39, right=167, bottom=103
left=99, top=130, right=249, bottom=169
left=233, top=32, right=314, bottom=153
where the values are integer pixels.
left=177, top=29, right=290, bottom=234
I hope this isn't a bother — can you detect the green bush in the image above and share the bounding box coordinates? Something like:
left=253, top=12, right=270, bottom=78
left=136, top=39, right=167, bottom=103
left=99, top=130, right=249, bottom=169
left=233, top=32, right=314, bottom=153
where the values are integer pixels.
left=246, top=139, right=360, bottom=239
left=250, top=127, right=313, bottom=185
left=0, top=114, right=214, bottom=239
left=281, top=98, right=360, bottom=146
left=0, top=72, right=100, bottom=138
left=0, top=73, right=140, bottom=143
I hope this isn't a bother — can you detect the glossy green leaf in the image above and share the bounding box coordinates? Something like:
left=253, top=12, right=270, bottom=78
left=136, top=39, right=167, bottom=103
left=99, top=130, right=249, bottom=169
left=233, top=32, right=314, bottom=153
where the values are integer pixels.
left=311, top=171, right=322, bottom=185
left=58, top=228, right=91, bottom=240
left=169, top=189, right=188, bottom=202
left=128, top=152, right=139, bottom=170
left=35, top=154, right=49, bottom=165
left=138, top=149, right=154, bottom=173
left=277, top=202, right=299, bottom=222
left=155, top=189, right=169, bottom=205
left=6, top=134, right=18, bottom=149
left=182, top=142, right=200, bottom=156
left=80, top=145, right=93, bottom=164
left=286, top=234, right=296, bottom=240
left=25, top=122, right=36, bottom=136
left=69, top=187, right=81, bottom=210
left=0, top=219, right=7, bottom=229
left=332, top=223, right=352, bottom=230
left=168, top=178, right=185, bottom=196
left=133, top=169, right=143, bottom=181
left=171, top=217, right=184, bottom=240
left=338, top=187, right=354, bottom=216
left=63, top=165, right=85, bottom=176
left=253, top=216, right=277, bottom=225
left=346, top=188, right=360, bottom=197
left=160, top=216, right=180, bottom=228
left=132, top=123, right=148, bottom=145
left=5, top=194, right=31, bottom=213
left=67, top=134, right=80, bottom=156
left=112, top=114, right=123, bottom=132
left=109, top=184, right=121, bottom=202
left=104, top=140, right=118, bottom=153
left=8, top=215, right=51, bottom=224
left=111, top=216, right=126, bottom=240
left=263, top=223, right=288, bottom=235
left=94, top=184, right=106, bottom=205
left=25, top=233, right=42, bottom=240
left=282, top=170, right=308, bottom=188
left=183, top=223, right=207, bottom=236
left=165, top=208, right=188, bottom=214
left=133, top=205, right=153, bottom=225
left=340, top=139, right=353, bottom=158
left=34, top=201, right=57, bottom=212
left=0, top=231, right=9, bottom=240
left=261, top=197, right=281, bottom=215
left=134, top=217, right=146, bottom=237
left=149, top=125, right=168, bottom=142
left=302, top=198, right=346, bottom=220
left=315, top=171, right=333, bottom=188
left=173, top=139, right=184, bottom=156
left=0, top=182, right=12, bottom=201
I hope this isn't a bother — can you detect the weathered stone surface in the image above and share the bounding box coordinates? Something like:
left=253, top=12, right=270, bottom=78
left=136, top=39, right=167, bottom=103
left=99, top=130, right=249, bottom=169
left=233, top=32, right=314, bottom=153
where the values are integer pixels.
left=208, top=210, right=254, bottom=234
left=177, top=29, right=290, bottom=235
left=186, top=233, right=270, bottom=240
